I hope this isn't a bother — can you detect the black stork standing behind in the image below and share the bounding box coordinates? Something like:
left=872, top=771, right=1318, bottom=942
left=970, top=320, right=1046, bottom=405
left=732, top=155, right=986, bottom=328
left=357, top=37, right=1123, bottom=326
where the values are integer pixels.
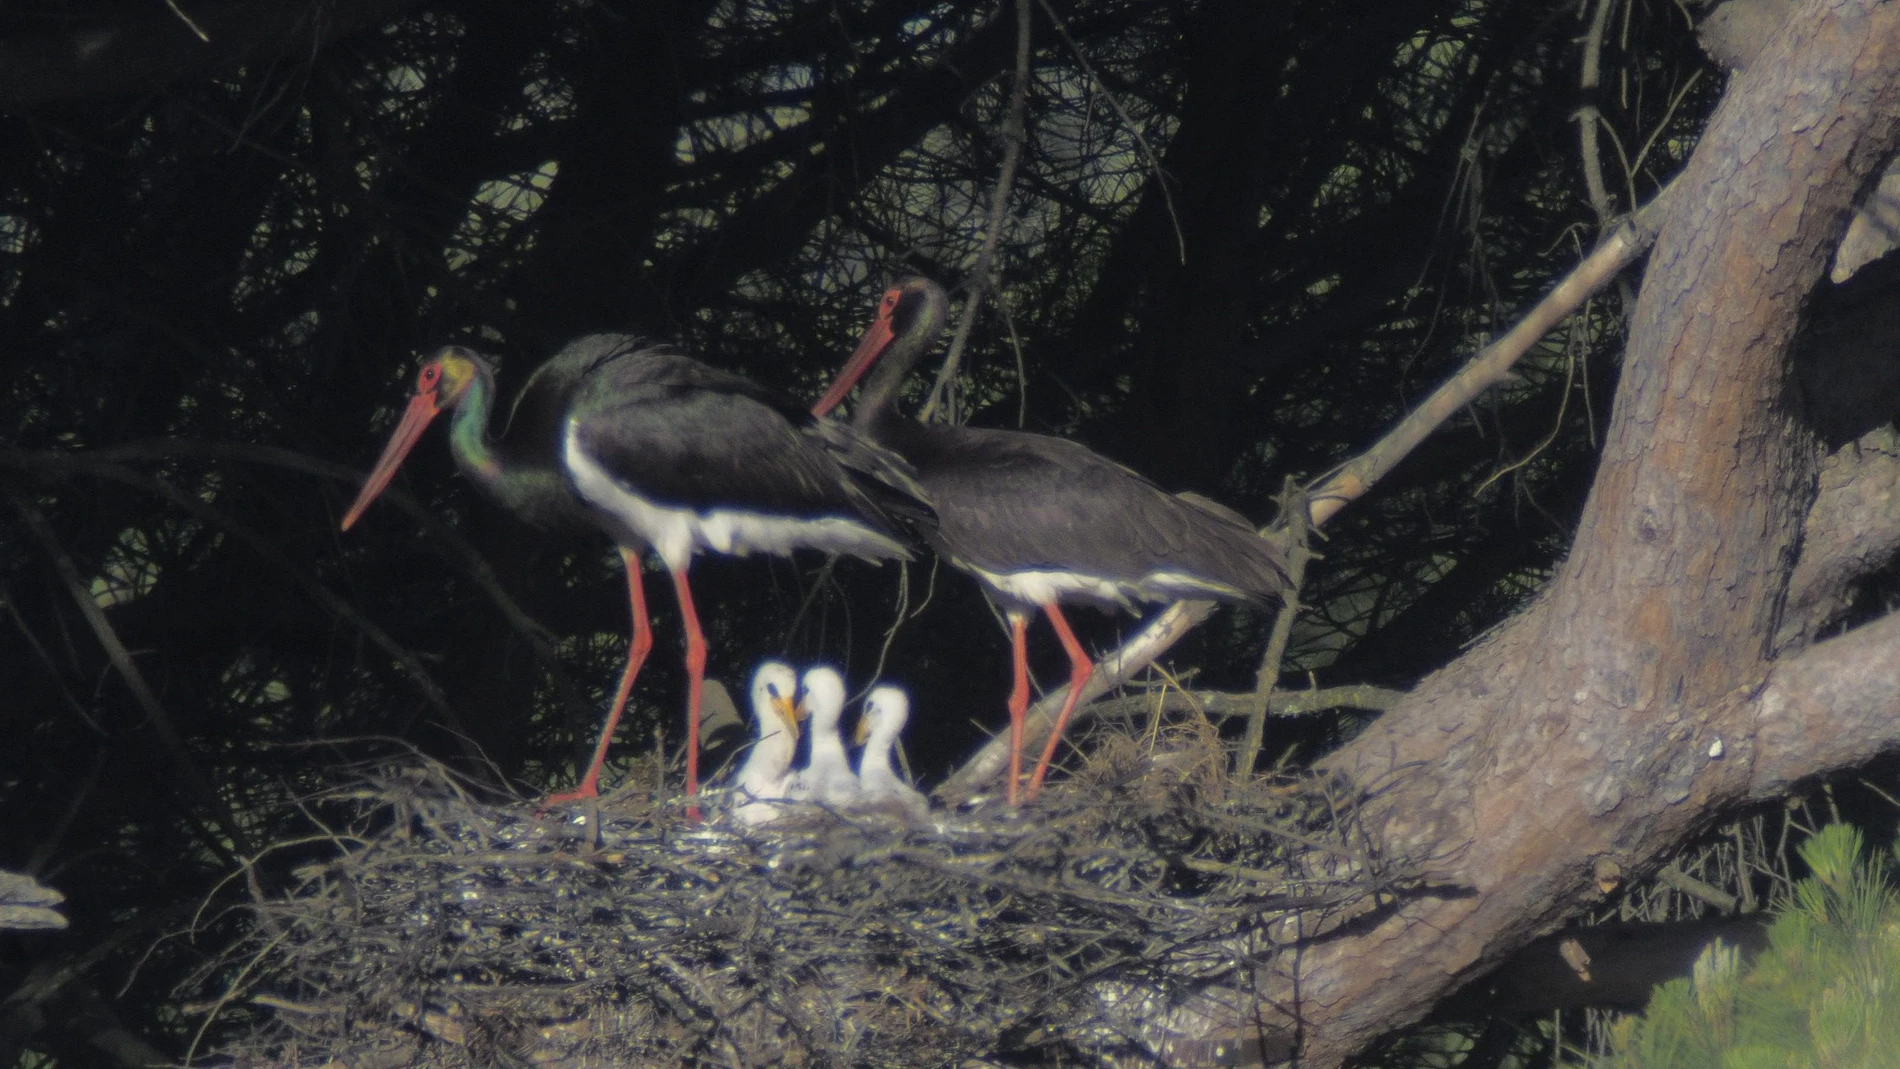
left=341, top=334, right=930, bottom=811
left=811, top=279, right=1290, bottom=804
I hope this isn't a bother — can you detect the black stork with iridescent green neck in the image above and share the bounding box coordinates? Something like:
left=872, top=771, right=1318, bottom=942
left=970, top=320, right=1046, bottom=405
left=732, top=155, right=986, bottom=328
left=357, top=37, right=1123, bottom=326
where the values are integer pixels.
left=341, top=335, right=931, bottom=811
left=812, top=279, right=1291, bottom=805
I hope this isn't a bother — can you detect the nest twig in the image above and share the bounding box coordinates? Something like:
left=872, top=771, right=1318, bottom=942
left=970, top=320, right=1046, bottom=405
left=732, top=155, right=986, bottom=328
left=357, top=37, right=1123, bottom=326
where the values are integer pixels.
left=184, top=721, right=1414, bottom=1067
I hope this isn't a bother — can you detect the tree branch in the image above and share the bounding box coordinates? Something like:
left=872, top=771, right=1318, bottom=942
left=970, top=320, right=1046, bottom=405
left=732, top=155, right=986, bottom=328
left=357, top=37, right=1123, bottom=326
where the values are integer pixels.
left=1234, top=5, right=1900, bottom=1063
left=1084, top=684, right=1409, bottom=724
left=1751, top=607, right=1900, bottom=793
left=15, top=451, right=490, bottom=769
left=1778, top=426, right=1900, bottom=651
left=4, top=488, right=253, bottom=859
left=1575, top=0, right=1620, bottom=226
left=920, top=0, right=1033, bottom=424
left=1445, top=914, right=1772, bottom=1015
left=1306, top=183, right=1675, bottom=527
left=0, top=0, right=418, bottom=107
left=6, top=439, right=588, bottom=721
left=1239, top=483, right=1315, bottom=778
left=941, top=180, right=1678, bottom=800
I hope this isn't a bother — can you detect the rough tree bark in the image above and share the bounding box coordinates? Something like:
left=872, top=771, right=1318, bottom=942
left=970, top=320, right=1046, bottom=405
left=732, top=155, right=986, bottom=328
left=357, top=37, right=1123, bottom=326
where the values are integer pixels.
left=1197, top=2, right=1900, bottom=1064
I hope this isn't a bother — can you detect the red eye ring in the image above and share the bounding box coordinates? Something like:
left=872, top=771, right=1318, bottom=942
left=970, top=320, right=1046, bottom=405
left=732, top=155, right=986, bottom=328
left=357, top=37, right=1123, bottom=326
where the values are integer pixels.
left=418, top=364, right=441, bottom=389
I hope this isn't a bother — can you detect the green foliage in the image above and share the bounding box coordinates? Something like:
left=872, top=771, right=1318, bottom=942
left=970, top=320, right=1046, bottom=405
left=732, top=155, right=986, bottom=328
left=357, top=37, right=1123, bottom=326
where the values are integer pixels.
left=1599, top=826, right=1900, bottom=1069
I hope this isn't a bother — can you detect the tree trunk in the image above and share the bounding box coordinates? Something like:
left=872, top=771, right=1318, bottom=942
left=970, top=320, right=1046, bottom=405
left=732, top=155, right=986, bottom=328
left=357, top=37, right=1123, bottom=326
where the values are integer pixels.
left=1207, top=2, right=1900, bottom=1063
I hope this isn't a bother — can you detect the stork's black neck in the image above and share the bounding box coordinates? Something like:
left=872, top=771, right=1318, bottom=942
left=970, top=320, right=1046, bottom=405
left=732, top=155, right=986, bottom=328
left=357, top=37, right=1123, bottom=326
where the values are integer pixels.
left=451, top=352, right=573, bottom=525
left=856, top=279, right=950, bottom=433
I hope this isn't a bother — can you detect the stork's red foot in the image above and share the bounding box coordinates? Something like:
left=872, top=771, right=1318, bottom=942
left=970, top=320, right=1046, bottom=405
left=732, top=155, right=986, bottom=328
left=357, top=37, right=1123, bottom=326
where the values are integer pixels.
left=537, top=772, right=604, bottom=815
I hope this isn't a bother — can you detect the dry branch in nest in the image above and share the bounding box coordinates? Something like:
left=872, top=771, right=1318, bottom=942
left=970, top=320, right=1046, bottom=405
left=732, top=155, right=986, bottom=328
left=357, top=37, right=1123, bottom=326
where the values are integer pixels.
left=185, top=721, right=1413, bottom=1067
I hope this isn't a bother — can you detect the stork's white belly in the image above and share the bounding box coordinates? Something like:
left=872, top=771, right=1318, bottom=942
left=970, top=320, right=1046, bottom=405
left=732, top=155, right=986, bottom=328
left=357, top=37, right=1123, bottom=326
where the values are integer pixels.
left=966, top=565, right=1252, bottom=609
left=563, top=421, right=909, bottom=572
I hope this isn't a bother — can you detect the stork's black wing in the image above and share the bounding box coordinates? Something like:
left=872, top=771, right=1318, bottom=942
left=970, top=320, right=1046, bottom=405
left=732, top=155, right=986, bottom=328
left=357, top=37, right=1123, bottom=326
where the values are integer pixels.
left=563, top=338, right=930, bottom=538
left=889, top=421, right=1289, bottom=604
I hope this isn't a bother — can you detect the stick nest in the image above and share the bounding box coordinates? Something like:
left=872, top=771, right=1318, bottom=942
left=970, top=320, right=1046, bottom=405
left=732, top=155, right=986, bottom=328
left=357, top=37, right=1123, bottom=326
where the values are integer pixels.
left=186, top=720, right=1406, bottom=1067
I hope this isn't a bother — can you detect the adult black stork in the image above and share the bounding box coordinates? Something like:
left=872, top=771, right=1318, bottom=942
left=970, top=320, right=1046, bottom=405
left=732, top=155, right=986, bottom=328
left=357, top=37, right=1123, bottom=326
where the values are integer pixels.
left=341, top=335, right=930, bottom=811
left=812, top=279, right=1290, bottom=804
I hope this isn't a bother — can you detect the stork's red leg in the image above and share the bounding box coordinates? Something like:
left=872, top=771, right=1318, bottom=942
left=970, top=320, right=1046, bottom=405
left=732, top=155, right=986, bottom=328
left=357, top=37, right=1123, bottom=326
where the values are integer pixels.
left=1005, top=611, right=1031, bottom=807
left=1025, top=602, right=1094, bottom=801
left=671, top=566, right=708, bottom=820
left=546, top=547, right=651, bottom=807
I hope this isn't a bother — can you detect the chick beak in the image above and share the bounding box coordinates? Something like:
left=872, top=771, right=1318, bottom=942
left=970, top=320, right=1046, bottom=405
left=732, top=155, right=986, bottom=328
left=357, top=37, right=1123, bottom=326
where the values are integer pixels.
left=771, top=693, right=801, bottom=742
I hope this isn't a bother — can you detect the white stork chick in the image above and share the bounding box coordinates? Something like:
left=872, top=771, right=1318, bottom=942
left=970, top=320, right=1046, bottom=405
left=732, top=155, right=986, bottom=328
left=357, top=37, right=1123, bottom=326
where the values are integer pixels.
left=731, top=661, right=801, bottom=827
left=853, top=685, right=930, bottom=822
left=788, top=666, right=860, bottom=805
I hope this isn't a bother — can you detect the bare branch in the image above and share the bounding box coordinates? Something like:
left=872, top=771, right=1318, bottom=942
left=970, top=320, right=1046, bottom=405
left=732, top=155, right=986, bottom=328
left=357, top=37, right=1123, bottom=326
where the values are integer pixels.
left=1307, top=182, right=1676, bottom=527
left=1085, top=684, right=1409, bottom=723
left=1035, top=0, right=1186, bottom=263
left=4, top=488, right=253, bottom=858
left=1239, top=482, right=1315, bottom=778
left=1751, top=608, right=1900, bottom=795
left=1449, top=914, right=1771, bottom=1015
left=4, top=439, right=588, bottom=721
left=1778, top=426, right=1900, bottom=652
left=0, top=0, right=419, bottom=106
left=1576, top=0, right=1620, bottom=225
left=10, top=450, right=490, bottom=769
left=921, top=0, right=1034, bottom=424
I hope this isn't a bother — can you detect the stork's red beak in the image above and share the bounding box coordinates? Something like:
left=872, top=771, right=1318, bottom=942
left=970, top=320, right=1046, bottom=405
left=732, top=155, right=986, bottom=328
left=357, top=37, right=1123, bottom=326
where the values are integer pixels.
left=812, top=305, right=896, bottom=417
left=340, top=389, right=441, bottom=530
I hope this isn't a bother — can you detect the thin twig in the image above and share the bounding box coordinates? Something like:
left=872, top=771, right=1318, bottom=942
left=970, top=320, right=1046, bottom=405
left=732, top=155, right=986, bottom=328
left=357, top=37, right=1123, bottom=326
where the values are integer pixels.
left=921, top=0, right=1034, bottom=424
left=1575, top=0, right=1618, bottom=225
left=0, top=581, right=105, bottom=734
left=1657, top=864, right=1739, bottom=913
left=1472, top=292, right=1589, bottom=497
left=1, top=439, right=591, bottom=724
left=25, top=749, right=109, bottom=877
left=863, top=560, right=911, bottom=699
left=6, top=487, right=253, bottom=858
left=1306, top=180, right=1676, bottom=528
left=162, top=0, right=211, bottom=41
left=15, top=452, right=490, bottom=767
left=1035, top=0, right=1186, bottom=264
left=1238, top=481, right=1314, bottom=779
left=999, top=290, right=1030, bottom=428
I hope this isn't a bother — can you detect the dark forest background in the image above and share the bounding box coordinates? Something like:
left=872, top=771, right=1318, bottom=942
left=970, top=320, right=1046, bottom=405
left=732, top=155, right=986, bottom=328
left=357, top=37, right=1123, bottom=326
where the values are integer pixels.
left=6, top=0, right=1864, bottom=1063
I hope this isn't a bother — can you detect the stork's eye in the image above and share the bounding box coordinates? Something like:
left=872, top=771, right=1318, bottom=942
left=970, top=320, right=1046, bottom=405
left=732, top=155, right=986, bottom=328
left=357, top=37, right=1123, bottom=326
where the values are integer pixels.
left=417, top=363, right=442, bottom=390
left=882, top=291, right=902, bottom=314
left=766, top=683, right=783, bottom=698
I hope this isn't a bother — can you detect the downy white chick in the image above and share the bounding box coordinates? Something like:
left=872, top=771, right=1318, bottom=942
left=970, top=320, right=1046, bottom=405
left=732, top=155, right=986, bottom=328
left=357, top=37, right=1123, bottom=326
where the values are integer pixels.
left=787, top=666, right=859, bottom=805
left=731, top=661, right=801, bottom=827
left=853, top=685, right=929, bottom=822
